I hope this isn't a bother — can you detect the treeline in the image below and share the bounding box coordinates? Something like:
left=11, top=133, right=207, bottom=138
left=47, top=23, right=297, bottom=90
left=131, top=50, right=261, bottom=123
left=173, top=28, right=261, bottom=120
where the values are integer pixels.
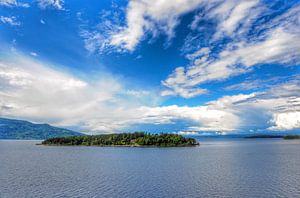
left=42, top=132, right=199, bottom=147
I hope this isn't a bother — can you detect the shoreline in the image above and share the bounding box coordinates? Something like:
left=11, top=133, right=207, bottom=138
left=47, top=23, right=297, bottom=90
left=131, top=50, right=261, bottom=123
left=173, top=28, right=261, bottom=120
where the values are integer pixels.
left=38, top=143, right=199, bottom=148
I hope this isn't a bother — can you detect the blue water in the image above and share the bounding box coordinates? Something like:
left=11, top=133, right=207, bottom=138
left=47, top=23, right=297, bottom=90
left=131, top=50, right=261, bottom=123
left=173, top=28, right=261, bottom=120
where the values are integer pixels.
left=1, top=139, right=300, bottom=198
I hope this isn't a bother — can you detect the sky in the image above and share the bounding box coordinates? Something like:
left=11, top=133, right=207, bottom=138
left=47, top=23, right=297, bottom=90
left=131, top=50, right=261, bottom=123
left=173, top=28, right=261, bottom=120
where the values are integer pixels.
left=0, top=0, right=300, bottom=135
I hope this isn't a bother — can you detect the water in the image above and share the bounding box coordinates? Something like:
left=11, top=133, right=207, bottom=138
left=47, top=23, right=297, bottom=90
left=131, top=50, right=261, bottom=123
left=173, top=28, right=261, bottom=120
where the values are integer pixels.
left=1, top=139, right=300, bottom=198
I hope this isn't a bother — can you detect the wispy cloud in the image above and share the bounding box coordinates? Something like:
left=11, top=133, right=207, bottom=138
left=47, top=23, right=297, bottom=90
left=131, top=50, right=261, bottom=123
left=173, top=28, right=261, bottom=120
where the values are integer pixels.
left=209, top=0, right=262, bottom=40
left=224, top=79, right=264, bottom=91
left=78, top=10, right=123, bottom=54
left=79, top=0, right=205, bottom=53
left=37, top=0, right=64, bottom=10
left=162, top=2, right=300, bottom=98
left=0, top=16, right=21, bottom=26
left=0, top=0, right=29, bottom=7
left=30, top=52, right=38, bottom=57
left=224, top=75, right=299, bottom=91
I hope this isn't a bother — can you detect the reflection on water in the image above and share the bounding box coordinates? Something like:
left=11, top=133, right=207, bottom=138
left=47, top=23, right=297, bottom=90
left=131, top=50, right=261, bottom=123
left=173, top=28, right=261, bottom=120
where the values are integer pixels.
left=1, top=139, right=300, bottom=197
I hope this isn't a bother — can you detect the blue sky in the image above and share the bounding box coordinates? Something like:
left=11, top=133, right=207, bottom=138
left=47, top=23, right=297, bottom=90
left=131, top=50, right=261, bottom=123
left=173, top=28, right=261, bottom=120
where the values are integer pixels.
left=0, top=0, right=300, bottom=134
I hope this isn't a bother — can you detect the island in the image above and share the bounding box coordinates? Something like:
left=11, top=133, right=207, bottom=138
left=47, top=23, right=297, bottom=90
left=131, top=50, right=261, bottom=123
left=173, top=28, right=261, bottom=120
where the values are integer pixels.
left=283, top=135, right=300, bottom=140
left=41, top=132, right=199, bottom=147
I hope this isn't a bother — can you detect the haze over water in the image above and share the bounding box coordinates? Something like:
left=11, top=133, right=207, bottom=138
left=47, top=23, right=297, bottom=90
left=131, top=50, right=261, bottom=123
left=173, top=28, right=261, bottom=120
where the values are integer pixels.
left=1, top=139, right=300, bottom=198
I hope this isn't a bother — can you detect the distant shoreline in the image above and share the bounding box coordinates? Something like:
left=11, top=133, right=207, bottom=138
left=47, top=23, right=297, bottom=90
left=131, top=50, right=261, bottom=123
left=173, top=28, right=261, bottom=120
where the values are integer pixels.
left=244, top=135, right=283, bottom=139
left=244, top=134, right=300, bottom=140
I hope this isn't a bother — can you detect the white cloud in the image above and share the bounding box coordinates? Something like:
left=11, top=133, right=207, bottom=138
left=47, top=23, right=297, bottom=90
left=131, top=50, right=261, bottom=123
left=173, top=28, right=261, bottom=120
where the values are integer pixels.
left=175, top=131, right=200, bottom=136
left=0, top=54, right=160, bottom=133
left=0, top=55, right=119, bottom=132
left=144, top=81, right=300, bottom=132
left=0, top=16, right=21, bottom=26
left=139, top=104, right=240, bottom=132
left=110, top=0, right=207, bottom=51
left=40, top=19, right=45, bottom=24
left=0, top=0, right=29, bottom=7
left=221, top=29, right=300, bottom=67
left=269, top=112, right=300, bottom=131
left=37, top=0, right=64, bottom=10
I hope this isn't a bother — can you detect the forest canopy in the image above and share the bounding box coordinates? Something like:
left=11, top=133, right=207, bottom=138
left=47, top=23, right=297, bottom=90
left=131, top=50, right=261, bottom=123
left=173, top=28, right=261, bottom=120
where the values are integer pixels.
left=42, top=132, right=199, bottom=147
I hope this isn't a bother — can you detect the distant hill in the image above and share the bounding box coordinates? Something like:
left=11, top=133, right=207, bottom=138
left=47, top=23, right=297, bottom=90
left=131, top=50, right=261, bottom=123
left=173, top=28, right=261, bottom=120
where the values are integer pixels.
left=0, top=118, right=83, bottom=140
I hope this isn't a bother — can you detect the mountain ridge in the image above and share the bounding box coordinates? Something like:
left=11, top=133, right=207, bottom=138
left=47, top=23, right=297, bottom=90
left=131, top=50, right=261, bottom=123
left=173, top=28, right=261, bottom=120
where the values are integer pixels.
left=0, top=117, right=83, bottom=140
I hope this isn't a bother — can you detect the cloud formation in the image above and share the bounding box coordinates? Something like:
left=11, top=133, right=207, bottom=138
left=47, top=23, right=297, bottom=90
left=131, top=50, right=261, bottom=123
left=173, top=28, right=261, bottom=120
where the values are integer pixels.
left=1, top=54, right=299, bottom=133
left=142, top=81, right=300, bottom=132
left=79, top=0, right=300, bottom=99
left=269, top=112, right=300, bottom=131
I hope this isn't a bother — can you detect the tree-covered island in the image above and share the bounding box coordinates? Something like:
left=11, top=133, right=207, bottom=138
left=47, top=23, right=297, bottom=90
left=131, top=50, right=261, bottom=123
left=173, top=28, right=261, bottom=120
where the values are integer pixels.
left=42, top=132, right=199, bottom=147
left=283, top=135, right=300, bottom=140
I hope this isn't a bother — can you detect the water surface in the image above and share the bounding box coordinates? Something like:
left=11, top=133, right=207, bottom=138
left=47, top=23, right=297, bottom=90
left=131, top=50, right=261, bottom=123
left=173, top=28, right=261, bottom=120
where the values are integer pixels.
left=1, top=139, right=300, bottom=197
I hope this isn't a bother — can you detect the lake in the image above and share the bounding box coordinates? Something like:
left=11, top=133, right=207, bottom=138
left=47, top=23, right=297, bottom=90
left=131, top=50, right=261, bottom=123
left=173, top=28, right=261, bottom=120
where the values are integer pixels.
left=1, top=139, right=300, bottom=197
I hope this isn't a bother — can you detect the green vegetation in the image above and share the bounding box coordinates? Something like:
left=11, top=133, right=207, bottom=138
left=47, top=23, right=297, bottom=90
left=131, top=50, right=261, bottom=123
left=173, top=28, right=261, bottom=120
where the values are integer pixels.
left=0, top=118, right=82, bottom=140
left=283, top=135, right=300, bottom=140
left=42, top=132, right=199, bottom=147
